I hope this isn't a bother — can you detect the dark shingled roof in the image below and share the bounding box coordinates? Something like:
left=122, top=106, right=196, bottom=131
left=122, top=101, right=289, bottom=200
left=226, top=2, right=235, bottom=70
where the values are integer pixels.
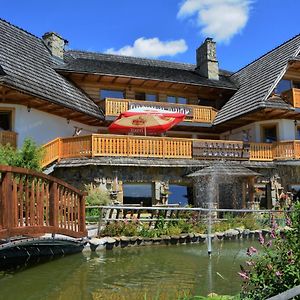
left=214, top=34, right=300, bottom=125
left=187, top=163, right=260, bottom=177
left=0, top=19, right=102, bottom=120
left=57, top=50, right=237, bottom=90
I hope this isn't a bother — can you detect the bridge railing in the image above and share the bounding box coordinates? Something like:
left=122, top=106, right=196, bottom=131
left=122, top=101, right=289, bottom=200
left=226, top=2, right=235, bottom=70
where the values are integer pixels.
left=0, top=165, right=87, bottom=239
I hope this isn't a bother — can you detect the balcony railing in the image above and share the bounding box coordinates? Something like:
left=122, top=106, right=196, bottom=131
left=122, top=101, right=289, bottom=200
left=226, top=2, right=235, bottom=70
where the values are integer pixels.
left=41, top=134, right=300, bottom=168
left=0, top=131, right=17, bottom=148
left=282, top=88, right=300, bottom=108
left=100, top=98, right=218, bottom=124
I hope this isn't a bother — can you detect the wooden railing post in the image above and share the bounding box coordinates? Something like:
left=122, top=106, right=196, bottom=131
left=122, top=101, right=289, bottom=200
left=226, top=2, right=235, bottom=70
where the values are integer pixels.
left=79, top=194, right=87, bottom=234
left=49, top=182, right=59, bottom=232
left=58, top=138, right=62, bottom=161
left=1, top=171, right=14, bottom=237
left=91, top=134, right=95, bottom=157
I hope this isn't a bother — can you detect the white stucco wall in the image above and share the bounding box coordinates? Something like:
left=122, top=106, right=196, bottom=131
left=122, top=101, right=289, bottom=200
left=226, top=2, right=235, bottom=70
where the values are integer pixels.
left=221, top=119, right=296, bottom=142
left=0, top=104, right=99, bottom=146
left=220, top=123, right=257, bottom=142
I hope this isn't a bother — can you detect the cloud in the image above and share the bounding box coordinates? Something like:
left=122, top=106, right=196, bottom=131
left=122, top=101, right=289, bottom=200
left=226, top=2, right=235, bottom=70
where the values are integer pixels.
left=105, top=37, right=188, bottom=58
left=177, top=0, right=252, bottom=43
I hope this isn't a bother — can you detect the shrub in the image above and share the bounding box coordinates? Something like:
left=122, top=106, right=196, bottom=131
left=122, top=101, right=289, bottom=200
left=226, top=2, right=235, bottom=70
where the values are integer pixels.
left=0, top=138, right=43, bottom=171
left=167, top=225, right=182, bottom=235
left=85, top=184, right=111, bottom=206
left=101, top=222, right=125, bottom=237
left=240, top=203, right=300, bottom=299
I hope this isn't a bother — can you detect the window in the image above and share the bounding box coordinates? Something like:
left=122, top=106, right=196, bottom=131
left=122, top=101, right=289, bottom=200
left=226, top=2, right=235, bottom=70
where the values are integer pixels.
left=167, top=96, right=176, bottom=103
left=275, top=80, right=292, bottom=94
left=296, top=126, right=300, bottom=140
left=135, top=92, right=146, bottom=100
left=168, top=185, right=188, bottom=206
left=177, top=97, right=187, bottom=104
left=145, top=94, right=157, bottom=101
left=100, top=89, right=124, bottom=100
left=167, top=96, right=187, bottom=104
left=123, top=183, right=152, bottom=206
left=0, top=111, right=12, bottom=130
left=261, top=124, right=277, bottom=143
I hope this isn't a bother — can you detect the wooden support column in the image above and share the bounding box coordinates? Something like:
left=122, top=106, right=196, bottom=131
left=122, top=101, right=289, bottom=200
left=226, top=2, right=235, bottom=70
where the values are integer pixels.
left=248, top=177, right=255, bottom=207
left=79, top=194, right=87, bottom=234
left=242, top=180, right=247, bottom=209
left=125, top=88, right=135, bottom=99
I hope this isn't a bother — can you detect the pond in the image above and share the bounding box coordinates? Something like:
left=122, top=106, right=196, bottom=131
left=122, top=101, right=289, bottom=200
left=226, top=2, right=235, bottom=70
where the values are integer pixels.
left=0, top=240, right=257, bottom=300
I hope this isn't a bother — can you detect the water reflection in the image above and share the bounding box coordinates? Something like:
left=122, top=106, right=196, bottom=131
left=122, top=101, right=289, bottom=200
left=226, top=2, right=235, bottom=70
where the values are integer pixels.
left=0, top=241, right=255, bottom=300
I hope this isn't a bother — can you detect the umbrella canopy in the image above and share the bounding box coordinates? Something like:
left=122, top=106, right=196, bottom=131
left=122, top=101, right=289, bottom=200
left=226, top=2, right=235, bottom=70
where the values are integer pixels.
left=108, top=108, right=186, bottom=135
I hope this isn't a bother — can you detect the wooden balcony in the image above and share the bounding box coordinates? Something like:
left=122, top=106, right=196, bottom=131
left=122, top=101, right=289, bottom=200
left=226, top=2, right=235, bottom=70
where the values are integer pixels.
left=282, top=88, right=300, bottom=108
left=0, top=131, right=17, bottom=148
left=100, top=98, right=218, bottom=124
left=41, top=134, right=300, bottom=168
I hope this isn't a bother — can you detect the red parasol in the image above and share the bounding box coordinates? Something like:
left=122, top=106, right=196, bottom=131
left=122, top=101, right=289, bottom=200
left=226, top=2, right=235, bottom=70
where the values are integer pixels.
left=108, top=108, right=186, bottom=135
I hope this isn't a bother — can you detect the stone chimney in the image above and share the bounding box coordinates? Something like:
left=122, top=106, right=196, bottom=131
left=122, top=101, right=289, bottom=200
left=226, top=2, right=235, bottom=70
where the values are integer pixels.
left=196, top=38, right=219, bottom=80
left=42, top=32, right=68, bottom=60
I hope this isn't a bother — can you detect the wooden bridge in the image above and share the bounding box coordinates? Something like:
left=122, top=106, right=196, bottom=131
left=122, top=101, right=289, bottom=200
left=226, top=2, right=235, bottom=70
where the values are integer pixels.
left=0, top=165, right=87, bottom=240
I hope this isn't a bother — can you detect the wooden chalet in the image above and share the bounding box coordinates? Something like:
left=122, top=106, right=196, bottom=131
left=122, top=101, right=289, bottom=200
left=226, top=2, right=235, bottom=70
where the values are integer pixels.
left=1, top=18, right=300, bottom=207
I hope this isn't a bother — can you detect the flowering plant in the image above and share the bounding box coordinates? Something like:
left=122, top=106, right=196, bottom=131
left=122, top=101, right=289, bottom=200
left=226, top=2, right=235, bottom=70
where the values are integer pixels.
left=240, top=203, right=300, bottom=299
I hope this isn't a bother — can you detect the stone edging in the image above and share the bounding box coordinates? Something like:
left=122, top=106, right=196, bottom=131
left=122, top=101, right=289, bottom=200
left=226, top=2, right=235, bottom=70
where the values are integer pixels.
left=85, top=228, right=285, bottom=252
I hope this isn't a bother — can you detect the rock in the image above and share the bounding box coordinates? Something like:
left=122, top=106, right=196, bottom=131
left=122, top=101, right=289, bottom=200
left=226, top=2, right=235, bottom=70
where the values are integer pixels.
left=224, top=229, right=239, bottom=239
left=120, top=236, right=130, bottom=242
left=170, top=235, right=179, bottom=245
left=199, top=234, right=207, bottom=242
left=152, top=237, right=162, bottom=244
left=243, top=229, right=250, bottom=237
left=143, top=238, right=153, bottom=246
left=89, top=237, right=107, bottom=251
left=215, top=232, right=224, bottom=240
left=82, top=244, right=91, bottom=253
left=188, top=233, right=194, bottom=238
left=106, top=237, right=116, bottom=244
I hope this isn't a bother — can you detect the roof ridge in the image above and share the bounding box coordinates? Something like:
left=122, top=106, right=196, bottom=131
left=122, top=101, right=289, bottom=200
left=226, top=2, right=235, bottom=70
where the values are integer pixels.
left=0, top=18, right=40, bottom=40
left=67, top=49, right=196, bottom=68
left=232, top=33, right=300, bottom=76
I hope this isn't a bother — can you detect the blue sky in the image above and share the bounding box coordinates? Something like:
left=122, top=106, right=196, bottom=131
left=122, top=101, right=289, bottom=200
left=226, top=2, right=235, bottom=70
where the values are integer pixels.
left=1, top=0, right=299, bottom=71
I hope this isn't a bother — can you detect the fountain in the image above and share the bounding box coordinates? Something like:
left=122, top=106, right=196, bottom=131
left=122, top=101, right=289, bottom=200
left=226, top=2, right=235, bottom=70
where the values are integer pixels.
left=187, top=161, right=260, bottom=256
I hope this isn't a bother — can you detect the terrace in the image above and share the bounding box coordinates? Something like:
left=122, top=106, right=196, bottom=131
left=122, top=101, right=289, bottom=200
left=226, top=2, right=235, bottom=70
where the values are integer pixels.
left=100, top=98, right=218, bottom=124
left=41, top=134, right=300, bottom=168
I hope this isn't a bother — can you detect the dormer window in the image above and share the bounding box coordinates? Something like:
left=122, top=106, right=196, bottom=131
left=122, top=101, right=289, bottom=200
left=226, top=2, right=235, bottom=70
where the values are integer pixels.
left=275, top=79, right=292, bottom=94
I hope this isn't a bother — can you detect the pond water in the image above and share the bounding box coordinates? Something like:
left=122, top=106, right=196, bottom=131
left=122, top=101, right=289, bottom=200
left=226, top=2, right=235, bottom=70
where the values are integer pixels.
left=0, top=240, right=257, bottom=300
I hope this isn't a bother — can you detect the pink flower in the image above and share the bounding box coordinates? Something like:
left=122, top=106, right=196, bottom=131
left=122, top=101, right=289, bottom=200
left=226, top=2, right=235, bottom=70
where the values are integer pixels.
left=286, top=216, right=292, bottom=227
left=287, top=250, right=293, bottom=256
left=238, top=271, right=249, bottom=281
left=258, top=232, right=264, bottom=245
left=271, top=229, right=276, bottom=239
left=266, top=240, right=272, bottom=247
left=246, top=260, right=255, bottom=266
left=275, top=271, right=282, bottom=277
left=247, top=246, right=258, bottom=257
